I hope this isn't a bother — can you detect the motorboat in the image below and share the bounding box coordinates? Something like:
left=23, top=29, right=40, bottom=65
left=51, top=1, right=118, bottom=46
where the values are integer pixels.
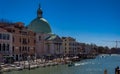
left=68, top=62, right=74, bottom=67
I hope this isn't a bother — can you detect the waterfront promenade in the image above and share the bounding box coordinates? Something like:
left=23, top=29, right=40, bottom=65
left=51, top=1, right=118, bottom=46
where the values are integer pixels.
left=0, top=57, right=76, bottom=72
left=1, top=54, right=120, bottom=74
left=0, top=54, right=97, bottom=72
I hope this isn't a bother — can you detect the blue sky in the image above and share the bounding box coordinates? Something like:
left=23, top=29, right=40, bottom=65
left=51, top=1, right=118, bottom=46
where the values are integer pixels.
left=0, top=0, right=120, bottom=48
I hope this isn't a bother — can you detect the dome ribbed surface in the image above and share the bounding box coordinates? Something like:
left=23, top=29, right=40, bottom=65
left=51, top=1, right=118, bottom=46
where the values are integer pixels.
left=28, top=17, right=52, bottom=33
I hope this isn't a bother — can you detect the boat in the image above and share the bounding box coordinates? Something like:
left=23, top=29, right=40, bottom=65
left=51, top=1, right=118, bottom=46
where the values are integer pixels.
left=68, top=62, right=74, bottom=67
left=15, top=66, right=23, bottom=71
left=30, top=65, right=38, bottom=69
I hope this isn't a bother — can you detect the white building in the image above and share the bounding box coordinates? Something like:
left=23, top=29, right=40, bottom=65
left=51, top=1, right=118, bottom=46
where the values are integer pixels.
left=0, top=27, right=13, bottom=62
left=36, top=33, right=63, bottom=58
left=28, top=5, right=63, bottom=58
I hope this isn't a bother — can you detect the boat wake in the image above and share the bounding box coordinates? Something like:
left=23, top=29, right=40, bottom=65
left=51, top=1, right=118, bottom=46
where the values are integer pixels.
left=74, top=62, right=89, bottom=66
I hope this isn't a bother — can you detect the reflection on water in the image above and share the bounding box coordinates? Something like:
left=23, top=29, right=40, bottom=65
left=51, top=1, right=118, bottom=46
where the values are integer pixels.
left=3, top=54, right=120, bottom=74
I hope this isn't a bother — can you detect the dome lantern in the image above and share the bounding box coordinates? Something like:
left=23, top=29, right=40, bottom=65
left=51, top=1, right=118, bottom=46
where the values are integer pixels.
left=27, top=4, right=52, bottom=34
left=37, top=4, right=43, bottom=18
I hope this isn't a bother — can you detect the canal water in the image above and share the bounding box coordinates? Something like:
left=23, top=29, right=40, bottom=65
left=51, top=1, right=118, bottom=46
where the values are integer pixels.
left=3, top=54, right=120, bottom=74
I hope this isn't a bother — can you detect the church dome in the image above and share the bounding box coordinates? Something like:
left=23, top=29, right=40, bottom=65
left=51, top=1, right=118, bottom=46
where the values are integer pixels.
left=27, top=4, right=52, bottom=34
left=28, top=17, right=52, bottom=33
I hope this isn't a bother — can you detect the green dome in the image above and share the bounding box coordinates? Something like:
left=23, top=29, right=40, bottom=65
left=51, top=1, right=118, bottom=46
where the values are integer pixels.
left=28, top=4, right=52, bottom=33
left=28, top=17, right=52, bottom=33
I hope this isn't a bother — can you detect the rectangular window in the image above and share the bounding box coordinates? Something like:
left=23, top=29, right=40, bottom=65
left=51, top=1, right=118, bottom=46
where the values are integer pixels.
left=25, top=39, right=27, bottom=44
left=0, top=44, right=1, bottom=51
left=22, top=47, right=24, bottom=51
left=28, top=39, right=30, bottom=43
left=28, top=47, right=30, bottom=52
left=6, top=34, right=10, bottom=40
left=34, top=47, right=35, bottom=52
left=3, top=44, right=5, bottom=51
left=3, top=34, right=6, bottom=40
left=12, top=46, right=14, bottom=53
left=65, top=47, right=66, bottom=50
left=0, top=34, right=2, bottom=39
left=65, top=51, right=67, bottom=53
left=19, top=38, right=21, bottom=43
left=65, top=43, right=66, bottom=46
left=19, top=31, right=21, bottom=33
left=22, top=38, right=24, bottom=44
left=22, top=38, right=27, bottom=44
left=13, top=30, right=15, bottom=33
left=20, top=54, right=21, bottom=57
left=34, top=40, right=36, bottom=44
left=69, top=43, right=71, bottom=46
left=39, top=36, right=41, bottom=41
left=7, top=44, right=9, bottom=51
left=13, top=37, right=14, bottom=43
left=25, top=47, right=27, bottom=51
left=19, top=47, right=21, bottom=52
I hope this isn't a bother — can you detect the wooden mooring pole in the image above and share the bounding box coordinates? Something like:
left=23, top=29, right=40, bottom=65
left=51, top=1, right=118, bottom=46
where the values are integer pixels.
left=104, top=69, right=107, bottom=74
left=115, top=66, right=120, bottom=74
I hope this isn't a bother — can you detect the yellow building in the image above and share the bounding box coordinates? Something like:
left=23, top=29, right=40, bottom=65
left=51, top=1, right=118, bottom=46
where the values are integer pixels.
left=62, top=37, right=81, bottom=56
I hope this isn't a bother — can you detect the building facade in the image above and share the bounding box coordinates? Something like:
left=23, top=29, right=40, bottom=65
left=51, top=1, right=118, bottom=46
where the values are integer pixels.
left=36, top=33, right=63, bottom=59
left=28, top=5, right=63, bottom=59
left=44, top=34, right=63, bottom=57
left=0, top=22, right=36, bottom=61
left=0, top=27, right=12, bottom=62
left=62, top=37, right=82, bottom=56
left=36, top=33, right=50, bottom=57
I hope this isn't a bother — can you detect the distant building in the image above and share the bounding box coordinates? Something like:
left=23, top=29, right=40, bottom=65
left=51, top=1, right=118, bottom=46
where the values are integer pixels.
left=111, top=48, right=120, bottom=54
left=62, top=37, right=82, bottom=56
left=84, top=44, right=91, bottom=54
